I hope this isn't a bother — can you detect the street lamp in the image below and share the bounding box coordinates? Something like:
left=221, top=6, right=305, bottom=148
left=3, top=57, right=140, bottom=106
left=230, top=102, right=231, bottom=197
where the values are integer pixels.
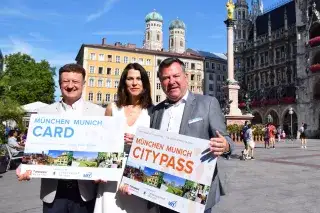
left=289, top=107, right=293, bottom=140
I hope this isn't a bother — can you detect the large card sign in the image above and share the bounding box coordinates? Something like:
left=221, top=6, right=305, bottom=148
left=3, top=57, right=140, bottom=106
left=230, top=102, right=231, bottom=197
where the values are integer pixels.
left=121, top=127, right=217, bottom=213
left=20, top=114, right=125, bottom=180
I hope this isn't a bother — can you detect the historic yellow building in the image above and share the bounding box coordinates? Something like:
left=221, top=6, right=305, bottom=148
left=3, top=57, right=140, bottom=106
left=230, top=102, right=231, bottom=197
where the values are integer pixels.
left=76, top=42, right=155, bottom=105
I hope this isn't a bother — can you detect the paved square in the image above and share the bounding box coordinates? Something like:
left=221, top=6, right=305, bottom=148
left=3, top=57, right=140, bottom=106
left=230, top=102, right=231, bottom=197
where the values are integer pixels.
left=1, top=139, right=319, bottom=213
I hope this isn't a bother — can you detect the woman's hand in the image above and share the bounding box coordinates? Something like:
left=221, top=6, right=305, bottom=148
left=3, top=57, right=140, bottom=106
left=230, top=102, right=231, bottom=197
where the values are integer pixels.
left=119, top=184, right=131, bottom=195
left=124, top=133, right=134, bottom=146
left=16, top=165, right=31, bottom=181
left=93, top=179, right=107, bottom=184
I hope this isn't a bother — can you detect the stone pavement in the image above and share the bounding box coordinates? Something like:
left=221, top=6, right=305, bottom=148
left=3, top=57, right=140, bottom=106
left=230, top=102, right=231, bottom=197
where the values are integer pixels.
left=1, top=139, right=320, bottom=213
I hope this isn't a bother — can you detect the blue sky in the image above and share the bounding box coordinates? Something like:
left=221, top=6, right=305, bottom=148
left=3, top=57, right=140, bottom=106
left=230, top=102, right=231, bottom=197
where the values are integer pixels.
left=163, top=173, right=186, bottom=187
left=0, top=0, right=281, bottom=99
left=144, top=167, right=159, bottom=177
left=48, top=150, right=69, bottom=158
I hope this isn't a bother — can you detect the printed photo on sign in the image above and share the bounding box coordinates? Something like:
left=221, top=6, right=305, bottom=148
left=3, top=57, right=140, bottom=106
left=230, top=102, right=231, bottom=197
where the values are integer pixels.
left=121, top=127, right=217, bottom=213
left=23, top=151, right=124, bottom=168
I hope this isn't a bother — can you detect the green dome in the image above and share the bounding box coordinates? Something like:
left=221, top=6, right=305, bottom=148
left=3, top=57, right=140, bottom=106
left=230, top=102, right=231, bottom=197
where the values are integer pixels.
left=145, top=11, right=163, bottom=22
left=169, top=19, right=186, bottom=30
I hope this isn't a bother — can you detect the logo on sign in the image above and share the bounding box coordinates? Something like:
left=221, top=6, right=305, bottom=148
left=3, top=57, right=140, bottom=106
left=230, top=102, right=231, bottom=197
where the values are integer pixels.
left=83, top=172, right=92, bottom=178
left=168, top=201, right=177, bottom=208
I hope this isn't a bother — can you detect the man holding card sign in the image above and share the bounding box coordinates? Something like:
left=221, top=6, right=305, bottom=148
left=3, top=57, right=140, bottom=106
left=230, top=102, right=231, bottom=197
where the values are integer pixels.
left=16, top=64, right=105, bottom=213
left=149, top=58, right=234, bottom=213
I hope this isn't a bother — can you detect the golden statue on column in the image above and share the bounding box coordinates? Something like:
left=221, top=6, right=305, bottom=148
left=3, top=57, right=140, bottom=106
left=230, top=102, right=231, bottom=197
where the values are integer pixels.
left=226, top=0, right=235, bottom=20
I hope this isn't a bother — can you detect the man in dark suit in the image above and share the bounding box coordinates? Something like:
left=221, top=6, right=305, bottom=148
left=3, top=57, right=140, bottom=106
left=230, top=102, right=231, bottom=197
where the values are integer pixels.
left=150, top=57, right=234, bottom=213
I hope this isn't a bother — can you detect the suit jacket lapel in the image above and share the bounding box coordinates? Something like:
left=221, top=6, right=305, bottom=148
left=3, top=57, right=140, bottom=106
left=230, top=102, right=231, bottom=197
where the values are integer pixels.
left=179, top=93, right=196, bottom=135
left=153, top=103, right=165, bottom=130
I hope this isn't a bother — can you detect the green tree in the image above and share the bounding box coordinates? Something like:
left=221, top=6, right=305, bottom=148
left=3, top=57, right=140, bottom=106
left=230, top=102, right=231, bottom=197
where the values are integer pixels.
left=157, top=172, right=164, bottom=188
left=182, top=180, right=196, bottom=196
left=0, top=97, right=24, bottom=143
left=67, top=151, right=74, bottom=166
left=1, top=52, right=55, bottom=105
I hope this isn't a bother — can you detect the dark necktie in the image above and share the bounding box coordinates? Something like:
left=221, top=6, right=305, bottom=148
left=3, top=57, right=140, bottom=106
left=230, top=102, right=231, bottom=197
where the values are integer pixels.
left=164, top=100, right=176, bottom=109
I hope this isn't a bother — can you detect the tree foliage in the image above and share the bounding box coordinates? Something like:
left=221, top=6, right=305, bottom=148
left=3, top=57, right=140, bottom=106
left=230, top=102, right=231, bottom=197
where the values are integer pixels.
left=1, top=52, right=56, bottom=105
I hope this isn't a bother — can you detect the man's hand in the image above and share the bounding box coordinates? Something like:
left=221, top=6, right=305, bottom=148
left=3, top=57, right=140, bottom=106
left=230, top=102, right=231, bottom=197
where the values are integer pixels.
left=16, top=165, right=31, bottom=181
left=119, top=184, right=131, bottom=195
left=209, top=131, right=229, bottom=156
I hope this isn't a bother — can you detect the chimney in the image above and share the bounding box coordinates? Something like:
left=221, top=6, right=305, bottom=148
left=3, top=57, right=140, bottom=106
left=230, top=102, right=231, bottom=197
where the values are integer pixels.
left=102, top=38, right=106, bottom=45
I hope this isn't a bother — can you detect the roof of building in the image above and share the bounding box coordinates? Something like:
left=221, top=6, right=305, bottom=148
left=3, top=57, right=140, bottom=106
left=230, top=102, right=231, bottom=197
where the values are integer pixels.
left=76, top=44, right=204, bottom=61
left=186, top=49, right=227, bottom=61
left=255, top=0, right=296, bottom=36
left=169, top=19, right=186, bottom=30
left=145, top=11, right=163, bottom=22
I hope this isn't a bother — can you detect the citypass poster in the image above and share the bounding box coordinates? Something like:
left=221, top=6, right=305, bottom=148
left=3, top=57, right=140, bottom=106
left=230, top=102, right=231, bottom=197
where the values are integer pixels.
left=20, top=114, right=125, bottom=180
left=121, top=127, right=217, bottom=213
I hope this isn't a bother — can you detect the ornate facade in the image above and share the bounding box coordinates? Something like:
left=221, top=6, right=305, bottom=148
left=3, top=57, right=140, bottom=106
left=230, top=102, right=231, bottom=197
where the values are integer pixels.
left=234, top=0, right=299, bottom=135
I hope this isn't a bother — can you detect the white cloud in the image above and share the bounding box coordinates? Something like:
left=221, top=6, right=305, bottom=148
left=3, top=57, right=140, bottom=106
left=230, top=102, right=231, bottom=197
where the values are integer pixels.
left=0, top=8, right=29, bottom=18
left=86, top=0, right=119, bottom=22
left=92, top=30, right=143, bottom=36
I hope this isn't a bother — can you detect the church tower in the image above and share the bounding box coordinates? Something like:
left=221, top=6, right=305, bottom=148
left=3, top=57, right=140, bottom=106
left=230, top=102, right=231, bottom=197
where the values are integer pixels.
left=143, top=10, right=163, bottom=51
left=251, top=0, right=264, bottom=21
left=169, top=18, right=186, bottom=53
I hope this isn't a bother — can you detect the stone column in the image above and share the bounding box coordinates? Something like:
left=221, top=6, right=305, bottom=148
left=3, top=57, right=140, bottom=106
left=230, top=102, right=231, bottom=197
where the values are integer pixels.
left=225, top=19, right=235, bottom=81
left=224, top=19, right=242, bottom=116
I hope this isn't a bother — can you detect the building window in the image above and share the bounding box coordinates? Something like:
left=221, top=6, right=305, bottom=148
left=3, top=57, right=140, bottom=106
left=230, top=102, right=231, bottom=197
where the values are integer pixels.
left=191, top=74, right=195, bottom=81
left=107, top=55, right=112, bottom=62
left=105, top=94, right=110, bottom=102
left=97, top=93, right=102, bottom=102
left=114, top=93, right=118, bottom=101
left=146, top=59, right=151, bottom=65
left=223, top=65, right=226, bottom=71
left=217, top=64, right=221, bottom=70
left=211, top=63, right=215, bottom=69
left=197, top=75, right=201, bottom=81
left=217, top=75, right=220, bottom=81
left=90, top=53, right=96, bottom=60
left=185, top=62, right=189, bottom=69
left=209, top=84, right=214, bottom=91
left=88, top=92, right=93, bottom=101
left=223, top=76, right=225, bottom=81
left=115, top=68, right=120, bottom=75
left=157, top=34, right=160, bottom=41
left=116, top=56, right=121, bottom=63
left=138, top=58, right=144, bottom=65
left=106, top=79, right=111, bottom=88
left=107, top=68, right=111, bottom=75
left=156, top=95, right=161, bottom=102
left=156, top=83, right=161, bottom=90
left=98, top=67, right=103, bottom=74
left=132, top=57, right=136, bottom=63
left=98, top=79, right=103, bottom=87
left=89, top=79, right=94, bottom=87
left=89, top=66, right=95, bottom=73
left=206, top=62, right=209, bottom=69
left=197, top=86, right=201, bottom=93
left=190, top=86, right=195, bottom=92
left=209, top=74, right=214, bottom=80
left=114, top=80, right=119, bottom=88
left=147, top=32, right=150, bottom=40
left=191, top=63, right=195, bottom=70
left=157, top=59, right=162, bottom=66
left=99, top=54, right=104, bottom=61
left=180, top=40, right=183, bottom=47
left=124, top=56, right=129, bottom=64
left=147, top=71, right=151, bottom=78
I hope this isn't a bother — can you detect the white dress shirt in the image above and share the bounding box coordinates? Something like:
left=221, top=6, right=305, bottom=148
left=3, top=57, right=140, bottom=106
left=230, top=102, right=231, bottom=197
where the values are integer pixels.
left=160, top=91, right=189, bottom=133
left=60, top=98, right=84, bottom=115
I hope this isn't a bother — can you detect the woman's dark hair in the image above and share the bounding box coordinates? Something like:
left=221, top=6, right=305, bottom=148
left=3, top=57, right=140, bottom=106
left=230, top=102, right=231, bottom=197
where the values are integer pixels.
left=8, top=130, right=16, bottom=137
left=116, top=63, right=152, bottom=109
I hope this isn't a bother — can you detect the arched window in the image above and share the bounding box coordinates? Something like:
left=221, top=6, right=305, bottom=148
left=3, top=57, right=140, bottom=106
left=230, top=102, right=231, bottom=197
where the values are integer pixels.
left=171, top=38, right=174, bottom=47
left=157, top=34, right=160, bottom=41
left=97, top=92, right=102, bottom=102
left=147, top=32, right=150, bottom=40
left=180, top=40, right=183, bottom=47
left=88, top=92, right=93, bottom=101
